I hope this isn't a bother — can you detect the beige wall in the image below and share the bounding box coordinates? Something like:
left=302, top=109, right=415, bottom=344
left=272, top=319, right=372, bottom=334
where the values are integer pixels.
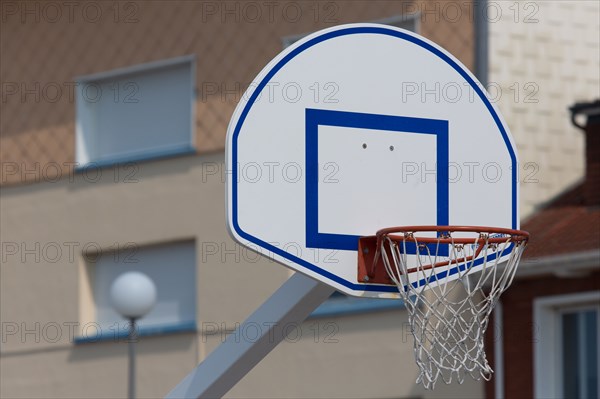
left=224, top=312, right=484, bottom=399
left=1, top=154, right=482, bottom=398
left=0, top=154, right=285, bottom=397
left=1, top=334, right=198, bottom=398
left=489, top=0, right=600, bottom=217
left=0, top=153, right=289, bottom=341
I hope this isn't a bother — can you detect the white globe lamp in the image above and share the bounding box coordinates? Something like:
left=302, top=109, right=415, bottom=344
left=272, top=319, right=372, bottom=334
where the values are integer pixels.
left=110, top=271, right=157, bottom=319
left=110, top=271, right=156, bottom=399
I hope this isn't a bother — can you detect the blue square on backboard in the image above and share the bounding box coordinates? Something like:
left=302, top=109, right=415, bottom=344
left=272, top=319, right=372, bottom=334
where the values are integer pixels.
left=305, top=108, right=449, bottom=253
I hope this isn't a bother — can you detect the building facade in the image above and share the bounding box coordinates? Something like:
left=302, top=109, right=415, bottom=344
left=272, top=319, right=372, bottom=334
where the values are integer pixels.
left=1, top=2, right=481, bottom=398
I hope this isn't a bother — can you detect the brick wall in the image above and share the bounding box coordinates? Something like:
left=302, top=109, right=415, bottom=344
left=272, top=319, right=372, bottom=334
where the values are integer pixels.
left=484, top=270, right=600, bottom=399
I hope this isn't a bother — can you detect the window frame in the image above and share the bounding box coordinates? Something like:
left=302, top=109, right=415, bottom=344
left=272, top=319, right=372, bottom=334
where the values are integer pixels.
left=75, top=239, right=198, bottom=344
left=75, top=55, right=196, bottom=168
left=533, top=291, right=600, bottom=398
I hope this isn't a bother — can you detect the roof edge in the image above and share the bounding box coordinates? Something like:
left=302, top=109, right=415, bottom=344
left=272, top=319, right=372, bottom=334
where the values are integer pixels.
left=521, top=180, right=585, bottom=225
left=517, top=249, right=600, bottom=278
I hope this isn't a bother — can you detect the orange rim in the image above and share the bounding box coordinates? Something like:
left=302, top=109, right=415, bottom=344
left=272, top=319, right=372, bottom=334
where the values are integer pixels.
left=376, top=225, right=529, bottom=245
left=370, top=225, right=529, bottom=276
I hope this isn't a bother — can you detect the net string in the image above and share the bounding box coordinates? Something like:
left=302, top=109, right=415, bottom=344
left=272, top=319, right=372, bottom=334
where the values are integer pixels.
left=377, top=231, right=526, bottom=389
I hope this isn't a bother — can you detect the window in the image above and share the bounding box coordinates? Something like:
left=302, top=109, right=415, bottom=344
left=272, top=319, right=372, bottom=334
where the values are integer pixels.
left=282, top=14, right=420, bottom=48
left=78, top=240, right=197, bottom=341
left=534, top=292, right=600, bottom=399
left=560, top=307, right=598, bottom=398
left=76, top=55, right=195, bottom=166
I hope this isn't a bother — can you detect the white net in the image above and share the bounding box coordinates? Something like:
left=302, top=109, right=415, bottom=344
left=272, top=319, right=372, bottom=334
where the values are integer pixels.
left=377, top=230, right=527, bottom=389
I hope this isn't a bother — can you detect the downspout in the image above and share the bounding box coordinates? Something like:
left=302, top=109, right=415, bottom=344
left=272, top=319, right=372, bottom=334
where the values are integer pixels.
left=494, top=300, right=505, bottom=399
left=474, top=2, right=500, bottom=396
left=474, top=0, right=489, bottom=88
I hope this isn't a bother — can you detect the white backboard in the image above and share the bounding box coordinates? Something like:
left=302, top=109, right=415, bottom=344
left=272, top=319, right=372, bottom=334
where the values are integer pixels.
left=226, top=24, right=519, bottom=298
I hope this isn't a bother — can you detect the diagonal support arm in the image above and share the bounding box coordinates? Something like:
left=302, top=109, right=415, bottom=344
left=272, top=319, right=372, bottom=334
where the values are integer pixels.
left=166, top=273, right=335, bottom=399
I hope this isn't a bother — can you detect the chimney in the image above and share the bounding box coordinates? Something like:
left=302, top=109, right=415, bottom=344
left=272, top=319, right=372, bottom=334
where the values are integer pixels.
left=570, top=100, right=600, bottom=206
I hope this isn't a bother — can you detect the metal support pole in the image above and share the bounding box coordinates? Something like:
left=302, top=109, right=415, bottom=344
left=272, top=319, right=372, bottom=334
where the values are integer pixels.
left=128, top=317, right=137, bottom=399
left=474, top=0, right=489, bottom=87
left=166, top=273, right=335, bottom=399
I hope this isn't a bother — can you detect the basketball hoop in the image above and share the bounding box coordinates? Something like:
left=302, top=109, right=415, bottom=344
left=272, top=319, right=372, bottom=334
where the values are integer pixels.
left=358, top=226, right=529, bottom=389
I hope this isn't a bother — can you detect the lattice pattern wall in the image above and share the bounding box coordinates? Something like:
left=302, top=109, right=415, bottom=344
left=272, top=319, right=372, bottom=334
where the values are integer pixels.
left=1, top=0, right=474, bottom=185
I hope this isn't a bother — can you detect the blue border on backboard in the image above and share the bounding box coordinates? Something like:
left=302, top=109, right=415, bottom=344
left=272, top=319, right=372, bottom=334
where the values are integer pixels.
left=230, top=26, right=518, bottom=294
left=305, top=108, right=449, bottom=252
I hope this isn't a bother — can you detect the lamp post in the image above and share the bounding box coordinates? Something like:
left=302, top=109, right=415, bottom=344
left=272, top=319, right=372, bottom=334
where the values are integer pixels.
left=110, top=272, right=157, bottom=399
